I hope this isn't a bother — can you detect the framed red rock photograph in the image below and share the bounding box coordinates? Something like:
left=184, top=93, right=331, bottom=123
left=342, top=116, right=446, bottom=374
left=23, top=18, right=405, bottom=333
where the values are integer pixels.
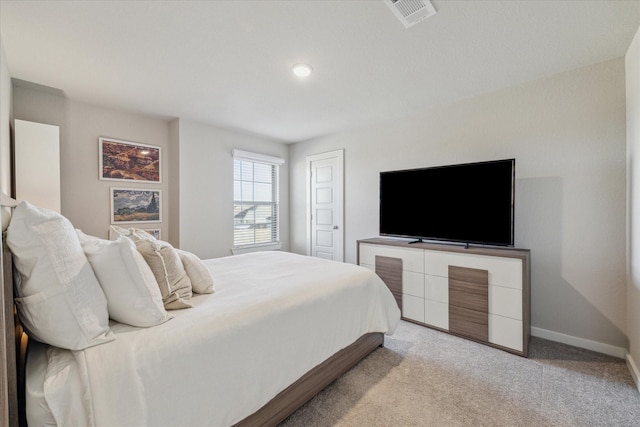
left=99, top=137, right=161, bottom=183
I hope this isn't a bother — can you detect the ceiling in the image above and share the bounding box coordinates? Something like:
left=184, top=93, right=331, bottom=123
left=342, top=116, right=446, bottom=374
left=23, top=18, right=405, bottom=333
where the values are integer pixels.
left=1, top=1, right=639, bottom=143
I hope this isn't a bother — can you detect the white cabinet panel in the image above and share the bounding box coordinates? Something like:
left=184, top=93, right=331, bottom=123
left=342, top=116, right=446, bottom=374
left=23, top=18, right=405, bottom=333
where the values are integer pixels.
left=403, top=294, right=425, bottom=323
left=425, top=250, right=522, bottom=289
left=425, top=274, right=448, bottom=304
left=425, top=300, right=448, bottom=330
left=360, top=263, right=375, bottom=272
left=359, top=244, right=424, bottom=273
left=489, top=315, right=523, bottom=351
left=14, top=119, right=61, bottom=212
left=403, top=271, right=424, bottom=298
left=489, top=286, right=522, bottom=320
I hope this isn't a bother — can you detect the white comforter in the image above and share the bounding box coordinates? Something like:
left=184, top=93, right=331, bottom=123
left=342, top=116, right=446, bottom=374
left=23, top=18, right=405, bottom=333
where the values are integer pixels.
left=34, top=251, right=400, bottom=426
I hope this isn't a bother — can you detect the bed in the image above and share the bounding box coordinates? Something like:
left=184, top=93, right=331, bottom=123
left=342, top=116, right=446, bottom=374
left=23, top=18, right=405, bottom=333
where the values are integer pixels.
left=1, top=200, right=400, bottom=426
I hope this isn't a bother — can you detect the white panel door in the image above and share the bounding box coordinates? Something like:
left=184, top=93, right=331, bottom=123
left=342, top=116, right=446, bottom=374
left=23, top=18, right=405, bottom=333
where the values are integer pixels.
left=307, top=150, right=344, bottom=261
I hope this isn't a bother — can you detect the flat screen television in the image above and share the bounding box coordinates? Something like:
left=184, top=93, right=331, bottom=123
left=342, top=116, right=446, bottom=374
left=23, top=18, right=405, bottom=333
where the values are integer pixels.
left=379, top=159, right=515, bottom=247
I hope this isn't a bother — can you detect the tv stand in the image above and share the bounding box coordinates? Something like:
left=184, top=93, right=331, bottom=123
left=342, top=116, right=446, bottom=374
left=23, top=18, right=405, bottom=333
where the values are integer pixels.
left=408, top=239, right=424, bottom=244
left=357, top=238, right=530, bottom=356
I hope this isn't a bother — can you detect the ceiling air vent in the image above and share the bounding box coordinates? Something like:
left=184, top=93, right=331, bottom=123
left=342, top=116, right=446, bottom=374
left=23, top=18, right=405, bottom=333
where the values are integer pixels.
left=384, top=0, right=437, bottom=28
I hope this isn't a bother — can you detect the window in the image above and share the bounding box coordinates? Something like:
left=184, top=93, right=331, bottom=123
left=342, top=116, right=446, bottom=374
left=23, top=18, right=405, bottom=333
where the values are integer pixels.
left=232, top=150, right=284, bottom=249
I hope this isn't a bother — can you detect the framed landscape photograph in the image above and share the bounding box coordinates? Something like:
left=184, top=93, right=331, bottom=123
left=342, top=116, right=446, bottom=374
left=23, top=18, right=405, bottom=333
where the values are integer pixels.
left=100, top=137, right=161, bottom=183
left=111, top=188, right=161, bottom=223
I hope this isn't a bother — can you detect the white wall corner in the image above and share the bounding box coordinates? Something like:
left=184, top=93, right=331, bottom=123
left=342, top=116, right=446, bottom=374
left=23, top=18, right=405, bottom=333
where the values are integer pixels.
left=531, top=327, right=627, bottom=359
left=626, top=352, right=640, bottom=392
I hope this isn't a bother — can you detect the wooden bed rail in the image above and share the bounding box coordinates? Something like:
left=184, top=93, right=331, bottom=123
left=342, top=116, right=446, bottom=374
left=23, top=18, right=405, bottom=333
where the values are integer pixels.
left=234, top=332, right=384, bottom=427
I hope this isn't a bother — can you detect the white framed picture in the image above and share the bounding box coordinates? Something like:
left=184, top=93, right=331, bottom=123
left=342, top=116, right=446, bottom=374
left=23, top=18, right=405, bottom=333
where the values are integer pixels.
left=111, top=188, right=161, bottom=224
left=100, top=137, right=161, bottom=183
left=139, top=228, right=161, bottom=240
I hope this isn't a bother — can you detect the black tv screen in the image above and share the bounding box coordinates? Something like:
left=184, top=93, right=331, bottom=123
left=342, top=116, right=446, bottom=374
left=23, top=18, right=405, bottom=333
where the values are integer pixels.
left=379, top=159, right=515, bottom=247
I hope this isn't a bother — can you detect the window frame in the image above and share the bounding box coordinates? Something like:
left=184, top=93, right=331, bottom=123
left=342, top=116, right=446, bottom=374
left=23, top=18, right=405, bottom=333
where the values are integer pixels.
left=232, top=149, right=284, bottom=253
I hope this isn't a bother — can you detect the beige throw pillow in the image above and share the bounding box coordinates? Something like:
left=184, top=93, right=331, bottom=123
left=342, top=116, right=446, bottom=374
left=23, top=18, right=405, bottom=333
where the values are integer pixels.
left=135, top=239, right=193, bottom=310
left=175, top=249, right=215, bottom=294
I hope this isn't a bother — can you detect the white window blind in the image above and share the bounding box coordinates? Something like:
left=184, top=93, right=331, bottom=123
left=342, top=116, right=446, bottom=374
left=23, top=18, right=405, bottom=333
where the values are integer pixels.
left=232, top=150, right=283, bottom=248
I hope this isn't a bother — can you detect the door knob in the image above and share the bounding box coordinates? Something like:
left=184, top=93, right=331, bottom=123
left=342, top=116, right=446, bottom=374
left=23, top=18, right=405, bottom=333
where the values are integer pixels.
left=333, top=225, right=339, bottom=230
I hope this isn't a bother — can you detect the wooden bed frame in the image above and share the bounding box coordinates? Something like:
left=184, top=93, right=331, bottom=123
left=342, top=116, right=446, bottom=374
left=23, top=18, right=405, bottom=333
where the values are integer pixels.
left=1, top=238, right=384, bottom=427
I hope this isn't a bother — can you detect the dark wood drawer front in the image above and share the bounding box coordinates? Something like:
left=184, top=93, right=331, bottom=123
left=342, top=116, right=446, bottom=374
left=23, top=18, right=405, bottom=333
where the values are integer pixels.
left=448, top=265, right=489, bottom=342
left=449, top=279, right=488, bottom=312
left=449, top=305, right=489, bottom=342
left=449, top=265, right=488, bottom=284
left=375, top=256, right=402, bottom=310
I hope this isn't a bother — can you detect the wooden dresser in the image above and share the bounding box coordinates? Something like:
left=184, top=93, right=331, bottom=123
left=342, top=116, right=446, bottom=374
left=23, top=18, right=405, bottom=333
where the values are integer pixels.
left=357, top=238, right=530, bottom=356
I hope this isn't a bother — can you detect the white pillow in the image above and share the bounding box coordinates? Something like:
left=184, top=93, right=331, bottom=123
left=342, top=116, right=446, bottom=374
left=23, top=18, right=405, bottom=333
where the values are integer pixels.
left=135, top=239, right=193, bottom=310
left=77, top=231, right=172, bottom=327
left=110, top=225, right=157, bottom=243
left=6, top=202, right=114, bottom=350
left=109, top=225, right=135, bottom=241
left=176, top=249, right=215, bottom=294
left=130, top=227, right=157, bottom=241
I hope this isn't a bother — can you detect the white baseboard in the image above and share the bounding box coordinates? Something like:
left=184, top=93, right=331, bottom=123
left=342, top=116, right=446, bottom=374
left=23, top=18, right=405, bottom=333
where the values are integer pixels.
left=531, top=327, right=626, bottom=359
left=626, top=353, right=640, bottom=392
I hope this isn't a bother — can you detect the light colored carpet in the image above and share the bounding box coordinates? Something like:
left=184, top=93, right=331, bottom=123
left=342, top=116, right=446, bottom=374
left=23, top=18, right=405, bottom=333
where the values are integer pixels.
left=280, top=320, right=640, bottom=427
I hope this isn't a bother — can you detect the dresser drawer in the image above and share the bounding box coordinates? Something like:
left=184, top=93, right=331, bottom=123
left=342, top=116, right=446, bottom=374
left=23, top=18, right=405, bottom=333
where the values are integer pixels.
left=449, top=279, right=488, bottom=313
left=403, top=294, right=425, bottom=323
left=489, top=285, right=522, bottom=320
left=449, top=305, right=488, bottom=342
left=425, top=274, right=448, bottom=303
left=359, top=244, right=424, bottom=273
left=425, top=250, right=522, bottom=290
left=489, top=315, right=523, bottom=351
left=360, top=263, right=375, bottom=271
left=424, top=300, right=448, bottom=330
left=403, top=271, right=424, bottom=298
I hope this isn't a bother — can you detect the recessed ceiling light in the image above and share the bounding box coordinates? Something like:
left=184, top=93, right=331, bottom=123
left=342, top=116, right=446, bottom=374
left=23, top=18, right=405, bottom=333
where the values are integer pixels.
left=292, top=64, right=313, bottom=78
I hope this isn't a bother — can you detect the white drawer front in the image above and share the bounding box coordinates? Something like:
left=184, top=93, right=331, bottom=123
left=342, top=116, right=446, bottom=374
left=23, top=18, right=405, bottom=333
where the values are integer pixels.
left=425, top=250, right=522, bottom=289
left=489, top=315, right=523, bottom=351
left=425, top=274, right=448, bottom=304
left=403, top=294, right=425, bottom=323
left=489, top=285, right=522, bottom=320
left=359, top=244, right=424, bottom=273
left=360, top=263, right=374, bottom=271
left=425, top=300, right=448, bottom=330
left=403, top=271, right=424, bottom=298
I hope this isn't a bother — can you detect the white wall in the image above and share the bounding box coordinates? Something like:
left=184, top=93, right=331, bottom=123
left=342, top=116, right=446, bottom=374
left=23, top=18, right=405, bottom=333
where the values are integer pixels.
left=177, top=119, right=289, bottom=259
left=626, top=26, right=640, bottom=382
left=10, top=83, right=291, bottom=256
left=12, top=83, right=171, bottom=240
left=0, top=37, right=13, bottom=425
left=168, top=118, right=180, bottom=247
left=290, top=58, right=627, bottom=349
left=64, top=101, right=170, bottom=239
left=0, top=36, right=11, bottom=198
